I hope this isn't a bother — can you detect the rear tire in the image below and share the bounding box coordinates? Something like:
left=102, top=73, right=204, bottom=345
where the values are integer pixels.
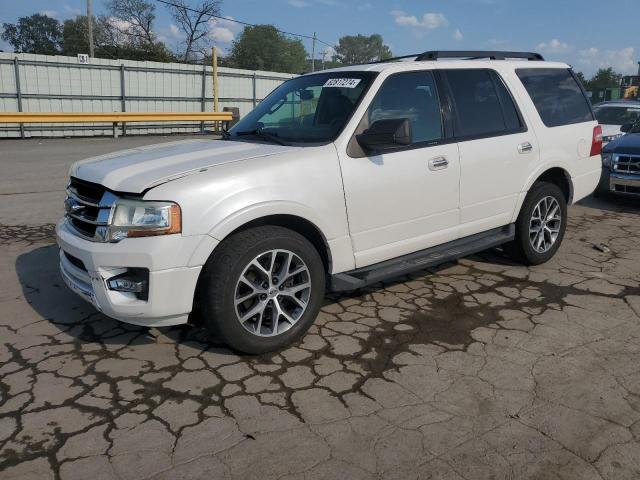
left=196, top=226, right=325, bottom=354
left=504, top=182, right=567, bottom=265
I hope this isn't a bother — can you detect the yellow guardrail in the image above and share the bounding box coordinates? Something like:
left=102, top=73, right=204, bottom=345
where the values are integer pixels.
left=0, top=112, right=232, bottom=123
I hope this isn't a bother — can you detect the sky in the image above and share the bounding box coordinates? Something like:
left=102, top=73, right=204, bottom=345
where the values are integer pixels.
left=1, top=0, right=639, bottom=76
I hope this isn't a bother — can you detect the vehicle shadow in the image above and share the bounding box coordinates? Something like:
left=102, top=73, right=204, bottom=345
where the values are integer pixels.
left=14, top=245, right=229, bottom=354
left=578, top=193, right=639, bottom=215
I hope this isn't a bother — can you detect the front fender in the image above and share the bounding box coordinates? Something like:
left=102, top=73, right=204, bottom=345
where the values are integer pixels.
left=145, top=144, right=354, bottom=272
left=209, top=200, right=330, bottom=240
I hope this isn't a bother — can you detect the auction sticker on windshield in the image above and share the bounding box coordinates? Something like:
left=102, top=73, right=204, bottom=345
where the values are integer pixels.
left=323, top=78, right=362, bottom=88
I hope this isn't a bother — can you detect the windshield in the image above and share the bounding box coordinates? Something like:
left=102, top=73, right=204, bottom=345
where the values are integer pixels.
left=229, top=71, right=377, bottom=144
left=594, top=105, right=640, bottom=125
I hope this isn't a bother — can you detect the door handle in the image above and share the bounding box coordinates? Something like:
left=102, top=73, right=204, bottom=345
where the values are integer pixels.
left=428, top=156, right=449, bottom=171
left=518, top=142, right=533, bottom=154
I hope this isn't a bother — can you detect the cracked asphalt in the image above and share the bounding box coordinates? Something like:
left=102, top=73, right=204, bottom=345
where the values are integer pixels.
left=1, top=137, right=640, bottom=480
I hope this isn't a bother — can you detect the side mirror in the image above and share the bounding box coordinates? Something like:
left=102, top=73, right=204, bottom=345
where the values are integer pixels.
left=620, top=123, right=633, bottom=133
left=356, top=118, right=411, bottom=153
left=299, top=89, right=314, bottom=101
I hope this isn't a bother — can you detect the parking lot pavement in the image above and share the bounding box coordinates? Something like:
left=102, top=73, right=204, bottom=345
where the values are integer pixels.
left=0, top=135, right=199, bottom=225
left=1, top=139, right=640, bottom=480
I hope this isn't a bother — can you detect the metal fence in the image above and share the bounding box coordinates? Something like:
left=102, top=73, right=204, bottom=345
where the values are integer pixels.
left=0, top=52, right=295, bottom=138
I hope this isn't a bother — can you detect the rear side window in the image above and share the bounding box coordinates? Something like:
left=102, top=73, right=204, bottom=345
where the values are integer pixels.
left=516, top=68, right=594, bottom=127
left=443, top=69, right=524, bottom=138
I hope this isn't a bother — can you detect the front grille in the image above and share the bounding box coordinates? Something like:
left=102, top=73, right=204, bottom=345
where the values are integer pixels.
left=65, top=177, right=118, bottom=241
left=613, top=154, right=640, bottom=176
left=614, top=184, right=640, bottom=195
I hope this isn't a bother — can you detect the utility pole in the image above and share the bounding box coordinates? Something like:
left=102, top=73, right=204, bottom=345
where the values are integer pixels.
left=87, top=0, right=95, bottom=58
left=311, top=32, right=316, bottom=72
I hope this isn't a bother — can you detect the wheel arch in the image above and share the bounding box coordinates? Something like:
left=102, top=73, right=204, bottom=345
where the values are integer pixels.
left=512, top=166, right=573, bottom=222
left=220, top=214, right=333, bottom=273
left=535, top=167, right=573, bottom=204
left=189, top=213, right=335, bottom=327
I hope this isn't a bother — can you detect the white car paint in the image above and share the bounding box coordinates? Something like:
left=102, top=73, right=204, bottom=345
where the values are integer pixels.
left=71, top=138, right=294, bottom=192
left=57, top=58, right=601, bottom=327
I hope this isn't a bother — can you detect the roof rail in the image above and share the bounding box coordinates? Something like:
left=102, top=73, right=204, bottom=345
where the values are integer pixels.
left=415, top=51, right=544, bottom=61
left=368, top=54, right=419, bottom=64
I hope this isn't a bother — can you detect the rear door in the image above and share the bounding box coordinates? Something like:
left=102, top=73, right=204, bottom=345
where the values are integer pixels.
left=440, top=68, right=539, bottom=237
left=339, top=70, right=461, bottom=267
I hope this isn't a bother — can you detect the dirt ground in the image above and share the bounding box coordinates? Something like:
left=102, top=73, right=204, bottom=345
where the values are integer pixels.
left=1, top=137, right=639, bottom=479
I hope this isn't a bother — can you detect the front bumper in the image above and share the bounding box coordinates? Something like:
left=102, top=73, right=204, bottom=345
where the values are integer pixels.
left=56, top=219, right=216, bottom=327
left=597, top=168, right=640, bottom=197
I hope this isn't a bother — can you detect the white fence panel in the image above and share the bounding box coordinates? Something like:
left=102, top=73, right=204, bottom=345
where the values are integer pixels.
left=0, top=52, right=296, bottom=138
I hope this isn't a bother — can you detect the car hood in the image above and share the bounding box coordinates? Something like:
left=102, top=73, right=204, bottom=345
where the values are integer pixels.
left=70, top=139, right=296, bottom=193
left=603, top=133, right=640, bottom=155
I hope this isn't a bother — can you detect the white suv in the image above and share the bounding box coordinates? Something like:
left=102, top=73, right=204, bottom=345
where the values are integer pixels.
left=57, top=50, right=602, bottom=353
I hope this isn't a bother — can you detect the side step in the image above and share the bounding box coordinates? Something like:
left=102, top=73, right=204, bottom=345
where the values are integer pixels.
left=329, top=224, right=515, bottom=292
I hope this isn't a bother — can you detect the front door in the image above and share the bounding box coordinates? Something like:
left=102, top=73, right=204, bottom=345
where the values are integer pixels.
left=339, top=70, right=461, bottom=268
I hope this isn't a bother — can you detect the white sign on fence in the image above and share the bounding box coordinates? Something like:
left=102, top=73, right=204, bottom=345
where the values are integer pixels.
left=77, top=54, right=89, bottom=65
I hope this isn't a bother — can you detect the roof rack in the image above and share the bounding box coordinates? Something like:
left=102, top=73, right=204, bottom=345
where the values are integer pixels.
left=372, top=50, right=544, bottom=64
left=415, top=51, right=544, bottom=61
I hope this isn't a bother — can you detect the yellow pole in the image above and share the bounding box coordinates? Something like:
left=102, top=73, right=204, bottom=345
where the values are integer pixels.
left=212, top=47, right=219, bottom=133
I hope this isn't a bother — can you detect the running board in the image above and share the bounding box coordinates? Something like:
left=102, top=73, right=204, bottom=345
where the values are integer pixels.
left=329, top=224, right=515, bottom=292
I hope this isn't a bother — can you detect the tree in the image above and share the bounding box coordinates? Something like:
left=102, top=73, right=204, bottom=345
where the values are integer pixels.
left=107, top=0, right=156, bottom=45
left=63, top=15, right=174, bottom=62
left=575, top=71, right=588, bottom=89
left=334, top=34, right=392, bottom=65
left=224, top=25, right=307, bottom=74
left=1, top=14, right=62, bottom=55
left=588, top=67, right=622, bottom=90
left=164, top=0, right=221, bottom=62
left=62, top=16, right=105, bottom=56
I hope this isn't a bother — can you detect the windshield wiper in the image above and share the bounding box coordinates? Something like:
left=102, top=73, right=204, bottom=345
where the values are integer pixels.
left=234, top=129, right=289, bottom=146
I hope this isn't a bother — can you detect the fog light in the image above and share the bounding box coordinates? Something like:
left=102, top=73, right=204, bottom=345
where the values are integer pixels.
left=107, top=268, right=149, bottom=300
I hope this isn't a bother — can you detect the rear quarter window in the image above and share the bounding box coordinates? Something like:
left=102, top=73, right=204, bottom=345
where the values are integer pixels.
left=516, top=68, right=594, bottom=127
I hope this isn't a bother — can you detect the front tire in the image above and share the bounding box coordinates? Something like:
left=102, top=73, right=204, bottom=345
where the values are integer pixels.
left=196, top=226, right=325, bottom=354
left=505, top=182, right=567, bottom=265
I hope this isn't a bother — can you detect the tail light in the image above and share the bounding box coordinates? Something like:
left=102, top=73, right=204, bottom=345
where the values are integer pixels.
left=590, top=125, right=603, bottom=157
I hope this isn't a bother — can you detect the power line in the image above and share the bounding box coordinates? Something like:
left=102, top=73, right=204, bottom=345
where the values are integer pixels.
left=153, top=0, right=334, bottom=48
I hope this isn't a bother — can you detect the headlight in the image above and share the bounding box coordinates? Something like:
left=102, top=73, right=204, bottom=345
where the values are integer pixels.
left=107, top=199, right=181, bottom=241
left=602, top=134, right=622, bottom=143
left=601, top=153, right=613, bottom=167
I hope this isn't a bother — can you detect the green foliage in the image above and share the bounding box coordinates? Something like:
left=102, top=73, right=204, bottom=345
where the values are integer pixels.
left=2, top=14, right=62, bottom=55
left=334, top=34, right=392, bottom=65
left=97, top=42, right=176, bottom=62
left=224, top=25, right=308, bottom=74
left=304, top=58, right=342, bottom=72
left=62, top=15, right=175, bottom=62
left=575, top=71, right=587, bottom=87
left=577, top=67, right=623, bottom=91
left=62, top=16, right=103, bottom=56
left=588, top=68, right=622, bottom=90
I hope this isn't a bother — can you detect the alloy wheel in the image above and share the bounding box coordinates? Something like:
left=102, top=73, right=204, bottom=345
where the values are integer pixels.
left=529, top=196, right=562, bottom=253
left=234, top=249, right=311, bottom=337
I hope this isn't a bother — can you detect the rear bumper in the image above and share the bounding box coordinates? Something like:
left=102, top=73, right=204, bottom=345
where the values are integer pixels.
left=56, top=219, right=213, bottom=327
